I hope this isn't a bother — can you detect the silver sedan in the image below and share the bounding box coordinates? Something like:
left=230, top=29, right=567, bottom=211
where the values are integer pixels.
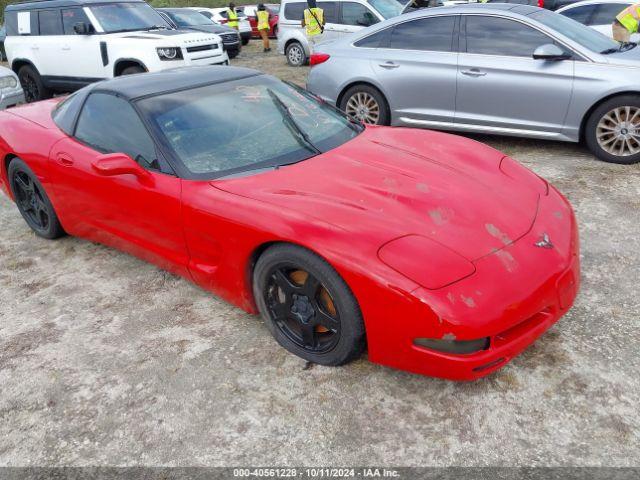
left=307, top=4, right=640, bottom=164
left=0, top=66, right=24, bottom=110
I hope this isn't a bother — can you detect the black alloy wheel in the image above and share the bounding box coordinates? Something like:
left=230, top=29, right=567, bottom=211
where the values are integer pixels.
left=253, top=244, right=365, bottom=366
left=18, top=65, right=50, bottom=103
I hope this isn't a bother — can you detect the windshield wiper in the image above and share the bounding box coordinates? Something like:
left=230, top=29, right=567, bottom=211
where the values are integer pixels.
left=266, top=89, right=321, bottom=155
left=601, top=42, right=637, bottom=54
left=145, top=25, right=169, bottom=30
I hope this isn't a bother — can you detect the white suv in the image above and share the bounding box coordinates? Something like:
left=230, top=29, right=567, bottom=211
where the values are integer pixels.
left=277, top=0, right=403, bottom=66
left=188, top=7, right=253, bottom=45
left=3, top=0, right=228, bottom=102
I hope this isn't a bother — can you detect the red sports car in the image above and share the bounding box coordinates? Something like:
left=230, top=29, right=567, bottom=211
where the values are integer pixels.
left=245, top=4, right=279, bottom=38
left=0, top=66, right=580, bottom=380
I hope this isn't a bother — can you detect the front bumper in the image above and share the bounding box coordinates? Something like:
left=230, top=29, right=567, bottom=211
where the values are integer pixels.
left=367, top=184, right=580, bottom=381
left=0, top=87, right=25, bottom=109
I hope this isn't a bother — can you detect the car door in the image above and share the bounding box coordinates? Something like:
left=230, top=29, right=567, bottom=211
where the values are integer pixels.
left=60, top=8, right=107, bottom=80
left=455, top=15, right=574, bottom=135
left=317, top=1, right=341, bottom=41
left=369, top=15, right=459, bottom=126
left=334, top=2, right=380, bottom=37
left=33, top=8, right=66, bottom=76
left=48, top=92, right=190, bottom=277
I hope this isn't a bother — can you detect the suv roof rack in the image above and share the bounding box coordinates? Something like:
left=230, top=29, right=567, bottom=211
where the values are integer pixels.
left=5, top=0, right=143, bottom=11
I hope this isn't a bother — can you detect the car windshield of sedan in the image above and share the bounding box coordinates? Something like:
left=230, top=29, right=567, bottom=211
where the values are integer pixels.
left=90, top=3, right=170, bottom=33
left=529, top=10, right=619, bottom=54
left=168, top=10, right=214, bottom=27
left=137, top=76, right=362, bottom=179
left=367, top=0, right=403, bottom=19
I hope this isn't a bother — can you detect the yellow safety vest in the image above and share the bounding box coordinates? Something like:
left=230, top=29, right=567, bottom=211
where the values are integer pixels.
left=257, top=10, right=270, bottom=30
left=304, top=7, right=324, bottom=37
left=617, top=4, right=640, bottom=34
left=227, top=8, right=239, bottom=28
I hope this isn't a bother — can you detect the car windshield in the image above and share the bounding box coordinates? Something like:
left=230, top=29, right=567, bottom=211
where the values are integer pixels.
left=528, top=10, right=619, bottom=54
left=167, top=10, right=214, bottom=26
left=137, top=76, right=362, bottom=179
left=90, top=3, right=170, bottom=33
left=367, top=0, right=403, bottom=18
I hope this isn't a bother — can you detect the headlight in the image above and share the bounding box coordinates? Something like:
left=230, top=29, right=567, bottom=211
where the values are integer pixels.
left=0, top=76, right=18, bottom=90
left=378, top=235, right=476, bottom=290
left=157, top=47, right=183, bottom=60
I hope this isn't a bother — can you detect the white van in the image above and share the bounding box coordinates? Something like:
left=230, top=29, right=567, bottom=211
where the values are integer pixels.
left=277, top=0, right=403, bottom=66
left=4, top=0, right=228, bottom=102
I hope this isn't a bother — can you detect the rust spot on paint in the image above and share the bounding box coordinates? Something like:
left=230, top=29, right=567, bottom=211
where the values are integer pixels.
left=485, top=223, right=512, bottom=245
left=416, top=183, right=429, bottom=193
left=429, top=207, right=452, bottom=226
left=443, top=333, right=456, bottom=341
left=447, top=292, right=456, bottom=304
left=553, top=211, right=563, bottom=219
left=496, top=250, right=518, bottom=273
left=460, top=295, right=476, bottom=308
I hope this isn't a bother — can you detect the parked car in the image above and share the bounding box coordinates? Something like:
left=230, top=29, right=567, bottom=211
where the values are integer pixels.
left=308, top=4, right=640, bottom=164
left=158, top=8, right=241, bottom=59
left=556, top=0, right=633, bottom=39
left=0, top=65, right=579, bottom=380
left=278, top=0, right=404, bottom=66
left=0, top=25, right=6, bottom=62
left=3, top=0, right=228, bottom=102
left=0, top=65, right=24, bottom=109
left=188, top=7, right=252, bottom=44
left=243, top=4, right=280, bottom=38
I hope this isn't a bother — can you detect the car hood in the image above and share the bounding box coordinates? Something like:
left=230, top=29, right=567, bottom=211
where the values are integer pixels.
left=182, top=24, right=232, bottom=35
left=213, top=127, right=539, bottom=261
left=114, top=29, right=219, bottom=43
left=602, top=44, right=640, bottom=65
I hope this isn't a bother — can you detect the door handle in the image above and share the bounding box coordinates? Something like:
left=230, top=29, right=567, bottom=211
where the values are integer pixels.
left=379, top=61, right=399, bottom=69
left=57, top=154, right=74, bottom=167
left=461, top=68, right=486, bottom=77
left=61, top=46, right=71, bottom=51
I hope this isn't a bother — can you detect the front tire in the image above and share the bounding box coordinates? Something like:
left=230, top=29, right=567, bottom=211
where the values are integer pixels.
left=253, top=244, right=365, bottom=366
left=339, top=84, right=390, bottom=126
left=585, top=95, right=640, bottom=164
left=8, top=158, right=65, bottom=239
left=17, top=65, right=51, bottom=103
left=285, top=41, right=306, bottom=67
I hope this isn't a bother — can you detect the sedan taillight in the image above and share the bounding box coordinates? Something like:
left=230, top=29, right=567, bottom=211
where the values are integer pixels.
left=310, top=53, right=330, bottom=66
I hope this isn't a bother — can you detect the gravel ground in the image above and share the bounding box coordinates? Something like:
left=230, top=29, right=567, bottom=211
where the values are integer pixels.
left=0, top=42, right=639, bottom=467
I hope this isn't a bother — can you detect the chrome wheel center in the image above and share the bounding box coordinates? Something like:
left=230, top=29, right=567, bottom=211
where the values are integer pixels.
left=596, top=106, right=640, bottom=157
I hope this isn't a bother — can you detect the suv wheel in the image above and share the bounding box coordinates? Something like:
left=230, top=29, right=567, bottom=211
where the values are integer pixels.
left=339, top=84, right=390, bottom=126
left=286, top=41, right=306, bottom=67
left=585, top=95, right=640, bottom=164
left=17, top=65, right=51, bottom=103
left=120, top=65, right=145, bottom=76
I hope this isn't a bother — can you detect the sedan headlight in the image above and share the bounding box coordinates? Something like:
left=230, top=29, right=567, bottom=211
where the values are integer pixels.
left=157, top=47, right=183, bottom=61
left=0, top=76, right=18, bottom=90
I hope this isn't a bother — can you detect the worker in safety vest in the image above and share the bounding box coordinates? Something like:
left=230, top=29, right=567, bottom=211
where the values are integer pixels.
left=256, top=4, right=271, bottom=52
left=612, top=3, right=640, bottom=42
left=226, top=2, right=239, bottom=30
left=301, top=0, right=325, bottom=50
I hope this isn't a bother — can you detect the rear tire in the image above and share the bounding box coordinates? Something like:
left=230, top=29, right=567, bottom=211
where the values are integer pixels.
left=585, top=95, right=640, bottom=164
left=17, top=65, right=51, bottom=103
left=8, top=158, right=65, bottom=239
left=253, top=244, right=365, bottom=366
left=339, top=84, right=390, bottom=126
left=285, top=41, right=306, bottom=67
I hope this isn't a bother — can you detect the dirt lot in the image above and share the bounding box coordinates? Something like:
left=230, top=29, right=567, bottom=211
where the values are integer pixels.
left=1, top=42, right=639, bottom=467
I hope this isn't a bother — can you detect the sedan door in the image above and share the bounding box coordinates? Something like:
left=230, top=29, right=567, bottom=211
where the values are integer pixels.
left=48, top=92, right=191, bottom=277
left=454, top=15, right=574, bottom=136
left=370, top=15, right=459, bottom=127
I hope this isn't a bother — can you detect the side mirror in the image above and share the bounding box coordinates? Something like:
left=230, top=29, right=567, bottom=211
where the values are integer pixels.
left=533, top=43, right=571, bottom=61
left=92, top=153, right=152, bottom=183
left=73, top=22, right=92, bottom=35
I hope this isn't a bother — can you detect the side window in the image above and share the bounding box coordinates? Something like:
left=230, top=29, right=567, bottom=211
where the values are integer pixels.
left=341, top=3, right=379, bottom=27
left=75, top=93, right=159, bottom=170
left=465, top=16, right=553, bottom=57
left=561, top=5, right=596, bottom=25
left=200, top=10, right=214, bottom=19
left=591, top=3, right=629, bottom=25
left=318, top=2, right=338, bottom=23
left=62, top=8, right=92, bottom=35
left=38, top=9, right=63, bottom=35
left=354, top=27, right=391, bottom=48
left=389, top=16, right=456, bottom=52
left=4, top=12, right=18, bottom=36
left=283, top=2, right=306, bottom=20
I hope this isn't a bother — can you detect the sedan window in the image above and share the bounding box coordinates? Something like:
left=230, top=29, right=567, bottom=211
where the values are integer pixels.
left=389, top=16, right=456, bottom=52
left=465, top=16, right=553, bottom=57
left=591, top=3, right=631, bottom=24
left=560, top=4, right=596, bottom=25
left=75, top=93, right=159, bottom=170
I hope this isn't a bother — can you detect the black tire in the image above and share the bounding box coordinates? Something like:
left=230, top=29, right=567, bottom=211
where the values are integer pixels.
left=585, top=95, right=640, bottom=164
left=120, top=65, right=145, bottom=76
left=285, top=41, right=306, bottom=67
left=253, top=244, right=365, bottom=366
left=17, top=65, right=51, bottom=103
left=339, top=84, right=390, bottom=126
left=8, top=158, right=65, bottom=239
left=241, top=36, right=250, bottom=46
